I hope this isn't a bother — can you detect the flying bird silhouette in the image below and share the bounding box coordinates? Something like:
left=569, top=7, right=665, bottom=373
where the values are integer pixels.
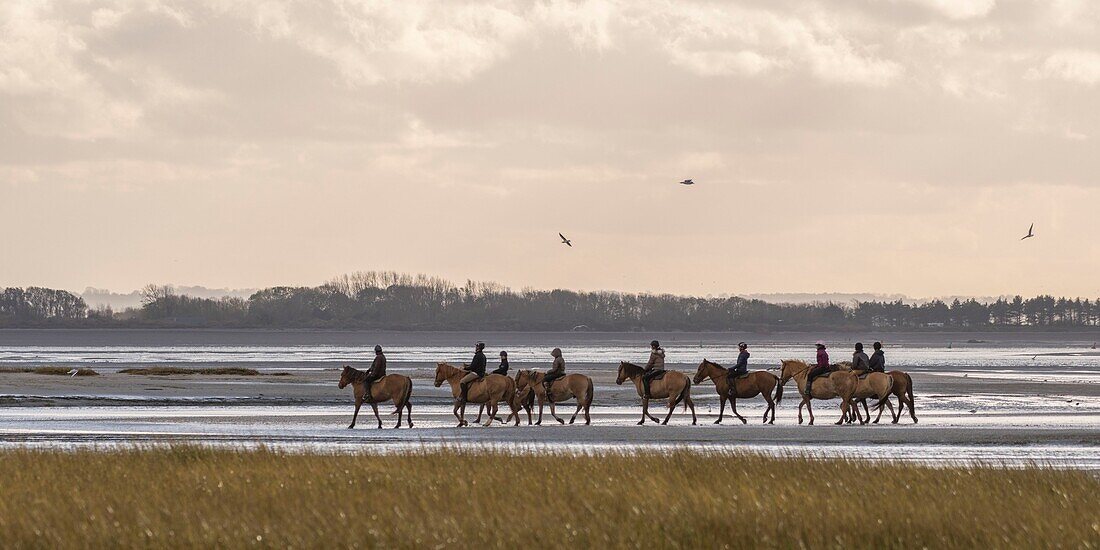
left=679, top=179, right=694, bottom=185
left=1020, top=223, right=1035, bottom=240
left=559, top=233, right=572, bottom=247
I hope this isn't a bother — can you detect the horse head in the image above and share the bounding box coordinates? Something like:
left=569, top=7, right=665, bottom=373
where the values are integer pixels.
left=337, top=365, right=355, bottom=389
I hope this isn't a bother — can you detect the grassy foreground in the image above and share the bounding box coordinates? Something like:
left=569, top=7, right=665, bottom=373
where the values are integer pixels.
left=0, top=448, right=1097, bottom=549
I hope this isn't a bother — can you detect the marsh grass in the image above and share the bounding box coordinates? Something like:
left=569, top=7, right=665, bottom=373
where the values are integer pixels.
left=118, top=367, right=261, bottom=376
left=0, top=367, right=99, bottom=376
left=0, top=447, right=1096, bottom=549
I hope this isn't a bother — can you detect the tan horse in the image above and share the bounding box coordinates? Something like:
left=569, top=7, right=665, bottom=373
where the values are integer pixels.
left=873, top=371, right=917, bottom=424
left=433, top=362, right=519, bottom=427
left=514, top=369, right=595, bottom=426
left=337, top=365, right=413, bottom=429
left=692, top=359, right=782, bottom=425
left=616, top=362, right=697, bottom=425
left=477, top=386, right=535, bottom=425
left=834, top=362, right=895, bottom=425
left=777, top=360, right=858, bottom=426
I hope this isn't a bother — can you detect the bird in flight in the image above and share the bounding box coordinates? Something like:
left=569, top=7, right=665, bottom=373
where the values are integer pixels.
left=680, top=179, right=694, bottom=185
left=1020, top=223, right=1035, bottom=241
left=559, top=233, right=572, bottom=247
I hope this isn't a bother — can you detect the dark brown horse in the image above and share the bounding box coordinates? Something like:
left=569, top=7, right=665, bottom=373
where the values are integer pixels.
left=514, top=369, right=595, bottom=425
left=337, top=365, right=413, bottom=429
left=873, top=370, right=917, bottom=424
left=692, top=359, right=782, bottom=425
left=616, top=361, right=697, bottom=425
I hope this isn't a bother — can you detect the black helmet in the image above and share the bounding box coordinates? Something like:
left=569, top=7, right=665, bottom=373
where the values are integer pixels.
left=873, top=341, right=882, bottom=350
left=650, top=340, right=660, bottom=348
left=855, top=342, right=863, bottom=351
left=500, top=350, right=508, bottom=357
left=374, top=345, right=383, bottom=353
left=738, top=342, right=747, bottom=349
left=475, top=341, right=485, bottom=350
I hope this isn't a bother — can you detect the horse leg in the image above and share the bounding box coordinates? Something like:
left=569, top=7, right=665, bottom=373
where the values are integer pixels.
left=405, top=399, right=413, bottom=428
left=762, top=392, right=775, bottom=425
left=806, top=399, right=815, bottom=426
left=662, top=393, right=681, bottom=425
left=535, top=397, right=545, bottom=426
left=474, top=404, right=485, bottom=424
left=569, top=399, right=582, bottom=424
left=730, top=398, right=747, bottom=425
left=349, top=397, right=362, bottom=429
left=798, top=398, right=805, bottom=425
left=687, top=397, right=697, bottom=425
left=548, top=399, right=565, bottom=425
left=484, top=399, right=497, bottom=427
left=873, top=397, right=888, bottom=424
left=638, top=397, right=649, bottom=425
left=715, top=395, right=726, bottom=424
left=836, top=399, right=849, bottom=426
left=370, top=402, right=382, bottom=429
left=860, top=399, right=871, bottom=425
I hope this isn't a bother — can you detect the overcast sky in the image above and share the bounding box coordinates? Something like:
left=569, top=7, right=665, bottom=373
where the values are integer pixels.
left=2, top=0, right=1098, bottom=298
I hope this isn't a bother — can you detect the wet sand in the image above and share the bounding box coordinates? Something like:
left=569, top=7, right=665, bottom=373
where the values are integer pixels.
left=2, top=359, right=1098, bottom=468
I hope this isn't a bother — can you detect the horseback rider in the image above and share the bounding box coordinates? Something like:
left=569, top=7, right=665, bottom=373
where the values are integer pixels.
left=458, top=342, right=487, bottom=405
left=642, top=340, right=666, bottom=398
left=726, top=342, right=750, bottom=397
left=852, top=342, right=870, bottom=375
left=363, top=345, right=387, bottom=401
left=868, top=342, right=886, bottom=373
left=806, top=342, right=831, bottom=395
left=491, top=350, right=510, bottom=376
left=543, top=348, right=566, bottom=402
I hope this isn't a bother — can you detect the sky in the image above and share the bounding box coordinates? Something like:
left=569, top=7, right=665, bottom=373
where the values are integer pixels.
left=2, top=0, right=1099, bottom=299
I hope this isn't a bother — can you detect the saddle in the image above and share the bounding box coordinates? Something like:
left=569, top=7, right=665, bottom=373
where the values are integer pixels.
left=857, top=372, right=870, bottom=380
left=732, top=371, right=750, bottom=380
left=646, top=370, right=667, bottom=381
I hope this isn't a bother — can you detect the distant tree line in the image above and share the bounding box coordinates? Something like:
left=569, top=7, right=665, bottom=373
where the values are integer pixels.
left=4, top=273, right=1100, bottom=330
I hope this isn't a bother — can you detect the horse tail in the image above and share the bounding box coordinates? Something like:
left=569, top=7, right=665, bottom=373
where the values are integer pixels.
left=905, top=372, right=916, bottom=415
left=772, top=373, right=783, bottom=406
left=585, top=377, right=594, bottom=407
left=679, top=378, right=691, bottom=411
left=402, top=376, right=413, bottom=407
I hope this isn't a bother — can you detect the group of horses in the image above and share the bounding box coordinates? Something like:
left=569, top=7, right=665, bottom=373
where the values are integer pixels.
left=337, top=358, right=918, bottom=429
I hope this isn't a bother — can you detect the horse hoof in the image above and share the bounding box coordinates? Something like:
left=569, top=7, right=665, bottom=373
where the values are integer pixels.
left=569, top=419, right=575, bottom=425
left=713, top=419, right=721, bottom=425
left=347, top=425, right=355, bottom=429
left=556, top=419, right=564, bottom=425
left=636, top=421, right=645, bottom=425
left=741, top=419, right=747, bottom=425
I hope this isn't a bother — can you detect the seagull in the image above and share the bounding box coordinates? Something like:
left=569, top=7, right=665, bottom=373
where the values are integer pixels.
left=559, top=233, right=572, bottom=247
left=1020, top=223, right=1035, bottom=240
left=68, top=369, right=79, bottom=377
left=679, top=179, right=694, bottom=185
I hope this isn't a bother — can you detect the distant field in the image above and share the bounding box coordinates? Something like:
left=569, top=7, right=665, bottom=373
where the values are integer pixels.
left=0, top=448, right=1096, bottom=548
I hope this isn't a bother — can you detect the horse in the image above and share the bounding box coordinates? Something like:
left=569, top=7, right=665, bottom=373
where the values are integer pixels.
left=476, top=385, right=535, bottom=425
left=872, top=371, right=917, bottom=424
left=777, top=360, right=858, bottom=426
left=337, top=365, right=413, bottom=429
left=514, top=369, right=595, bottom=425
left=433, top=362, right=519, bottom=427
left=834, top=362, right=895, bottom=425
left=616, top=361, right=697, bottom=425
left=692, top=359, right=782, bottom=425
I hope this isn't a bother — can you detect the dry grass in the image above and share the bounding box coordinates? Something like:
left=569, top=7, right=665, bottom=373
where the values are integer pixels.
left=118, top=367, right=260, bottom=376
left=0, top=447, right=1096, bottom=549
left=0, top=366, right=99, bottom=376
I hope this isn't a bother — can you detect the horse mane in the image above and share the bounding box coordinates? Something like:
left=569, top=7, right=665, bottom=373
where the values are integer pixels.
left=702, top=358, right=725, bottom=370
left=342, top=365, right=368, bottom=383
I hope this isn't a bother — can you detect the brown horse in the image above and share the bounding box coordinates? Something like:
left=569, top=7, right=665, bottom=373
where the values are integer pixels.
left=692, top=359, right=782, bottom=425
left=777, top=360, right=857, bottom=426
left=616, top=361, right=697, bottom=425
left=834, top=362, right=895, bottom=425
left=337, top=365, right=413, bottom=429
left=433, top=362, right=519, bottom=427
left=477, top=386, right=535, bottom=425
left=514, top=369, right=595, bottom=425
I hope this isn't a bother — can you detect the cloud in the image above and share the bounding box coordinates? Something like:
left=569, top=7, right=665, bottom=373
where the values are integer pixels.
left=1028, top=50, right=1100, bottom=86
left=900, top=0, right=997, bottom=20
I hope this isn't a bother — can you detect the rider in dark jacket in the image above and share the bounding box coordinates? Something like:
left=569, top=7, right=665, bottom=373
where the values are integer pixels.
left=543, top=348, right=566, bottom=402
left=642, top=340, right=666, bottom=398
left=364, top=345, right=387, bottom=400
left=806, top=342, right=832, bottom=395
left=491, top=351, right=510, bottom=376
left=852, top=342, right=871, bottom=375
left=459, top=342, right=487, bottom=404
left=868, top=342, right=886, bottom=373
left=726, top=342, right=750, bottom=397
